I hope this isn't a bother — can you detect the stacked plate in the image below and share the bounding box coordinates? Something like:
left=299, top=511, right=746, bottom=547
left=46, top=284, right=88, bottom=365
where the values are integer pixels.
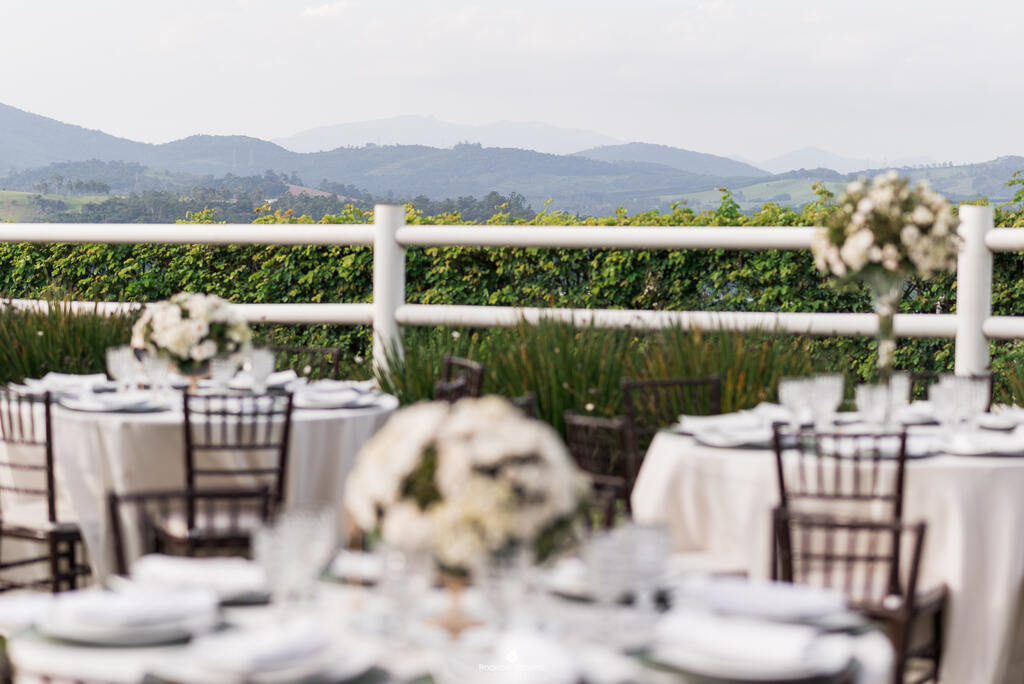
left=130, top=554, right=270, bottom=605
left=58, top=390, right=170, bottom=413
left=293, top=381, right=381, bottom=410
left=37, top=588, right=219, bottom=646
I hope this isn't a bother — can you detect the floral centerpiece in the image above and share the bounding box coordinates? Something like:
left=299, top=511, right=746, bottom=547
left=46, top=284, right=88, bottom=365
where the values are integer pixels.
left=345, top=396, right=587, bottom=574
left=130, top=292, right=252, bottom=374
left=811, top=172, right=959, bottom=382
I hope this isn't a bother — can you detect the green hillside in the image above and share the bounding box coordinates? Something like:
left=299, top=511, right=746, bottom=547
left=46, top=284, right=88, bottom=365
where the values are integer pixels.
left=0, top=191, right=110, bottom=222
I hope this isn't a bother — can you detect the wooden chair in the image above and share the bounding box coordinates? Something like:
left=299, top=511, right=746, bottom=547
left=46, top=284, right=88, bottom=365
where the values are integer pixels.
left=773, top=509, right=944, bottom=684
left=622, top=376, right=721, bottom=486
left=434, top=355, right=485, bottom=402
left=269, top=344, right=342, bottom=380
left=182, top=393, right=294, bottom=505
left=772, top=428, right=945, bottom=683
left=107, top=486, right=273, bottom=575
left=0, top=389, right=89, bottom=592
left=563, top=411, right=629, bottom=528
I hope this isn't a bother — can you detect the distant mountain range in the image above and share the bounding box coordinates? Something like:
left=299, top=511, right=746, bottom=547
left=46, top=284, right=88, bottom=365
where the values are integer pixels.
left=272, top=115, right=622, bottom=155
left=757, top=147, right=938, bottom=175
left=0, top=102, right=1020, bottom=215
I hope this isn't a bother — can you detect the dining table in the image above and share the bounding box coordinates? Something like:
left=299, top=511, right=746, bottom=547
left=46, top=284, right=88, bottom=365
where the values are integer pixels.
left=631, top=413, right=1024, bottom=684
left=31, top=386, right=398, bottom=581
left=1, top=563, right=895, bottom=684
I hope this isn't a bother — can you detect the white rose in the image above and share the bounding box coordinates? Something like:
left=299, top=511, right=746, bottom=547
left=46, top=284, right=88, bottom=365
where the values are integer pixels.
left=190, top=339, right=219, bottom=361
left=840, top=229, right=874, bottom=272
left=910, top=205, right=934, bottom=227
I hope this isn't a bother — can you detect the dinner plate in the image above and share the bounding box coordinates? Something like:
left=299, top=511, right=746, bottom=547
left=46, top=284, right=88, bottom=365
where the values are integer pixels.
left=58, top=393, right=171, bottom=413
left=675, top=577, right=846, bottom=622
left=37, top=611, right=216, bottom=646
left=293, top=390, right=377, bottom=410
left=649, top=636, right=855, bottom=682
left=691, top=425, right=775, bottom=449
left=940, top=431, right=1024, bottom=457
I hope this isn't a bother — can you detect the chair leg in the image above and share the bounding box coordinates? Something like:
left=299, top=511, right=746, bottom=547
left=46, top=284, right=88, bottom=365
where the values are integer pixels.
left=47, top=535, right=61, bottom=594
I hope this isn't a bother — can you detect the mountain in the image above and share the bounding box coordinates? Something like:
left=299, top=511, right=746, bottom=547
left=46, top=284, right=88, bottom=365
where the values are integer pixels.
left=272, top=116, right=622, bottom=155
left=759, top=146, right=937, bottom=175
left=0, top=102, right=150, bottom=174
left=574, top=142, right=770, bottom=178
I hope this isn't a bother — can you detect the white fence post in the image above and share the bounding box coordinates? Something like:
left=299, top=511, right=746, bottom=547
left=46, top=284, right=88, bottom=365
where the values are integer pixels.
left=372, top=204, right=406, bottom=377
left=954, top=205, right=994, bottom=375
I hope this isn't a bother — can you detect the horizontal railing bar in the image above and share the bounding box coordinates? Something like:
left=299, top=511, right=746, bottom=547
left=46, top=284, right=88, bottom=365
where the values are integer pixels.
left=982, top=316, right=1024, bottom=339
left=396, top=304, right=958, bottom=338
left=986, top=229, right=1024, bottom=252
left=0, top=224, right=374, bottom=246
left=232, top=303, right=374, bottom=325
left=395, top=225, right=817, bottom=250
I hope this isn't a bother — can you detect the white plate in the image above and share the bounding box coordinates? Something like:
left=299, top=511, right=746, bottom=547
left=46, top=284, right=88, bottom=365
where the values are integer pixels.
left=691, top=425, right=774, bottom=449
left=37, top=611, right=216, bottom=646
left=651, top=634, right=853, bottom=681
left=293, top=389, right=373, bottom=410
left=941, top=431, right=1024, bottom=457
left=58, top=392, right=170, bottom=413
left=676, top=577, right=846, bottom=621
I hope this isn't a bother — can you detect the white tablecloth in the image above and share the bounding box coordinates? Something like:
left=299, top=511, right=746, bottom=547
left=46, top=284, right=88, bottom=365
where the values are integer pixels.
left=46, top=396, right=398, bottom=579
left=632, top=430, right=1024, bottom=684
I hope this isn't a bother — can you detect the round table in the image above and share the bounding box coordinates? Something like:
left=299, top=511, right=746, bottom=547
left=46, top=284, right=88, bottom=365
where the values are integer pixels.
left=47, top=395, right=398, bottom=580
left=632, top=429, right=1024, bottom=684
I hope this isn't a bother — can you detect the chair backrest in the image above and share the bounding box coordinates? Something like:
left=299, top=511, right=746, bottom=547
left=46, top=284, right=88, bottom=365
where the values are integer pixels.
left=107, top=486, right=273, bottom=575
left=0, top=389, right=58, bottom=523
left=269, top=345, right=342, bottom=380
left=773, top=507, right=925, bottom=614
left=182, top=393, right=293, bottom=504
left=622, top=376, right=721, bottom=468
left=772, top=427, right=908, bottom=521
left=438, top=355, right=485, bottom=399
left=563, top=411, right=629, bottom=528
left=510, top=392, right=537, bottom=418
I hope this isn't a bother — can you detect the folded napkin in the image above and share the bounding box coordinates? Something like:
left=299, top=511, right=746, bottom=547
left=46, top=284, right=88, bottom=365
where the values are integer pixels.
left=674, top=576, right=845, bottom=621
left=894, top=401, right=936, bottom=425
left=229, top=369, right=298, bottom=390
left=26, top=372, right=107, bottom=393
left=329, top=550, right=384, bottom=583
left=546, top=557, right=589, bottom=596
left=307, top=379, right=376, bottom=393
left=655, top=610, right=820, bottom=670
left=294, top=388, right=365, bottom=409
left=942, top=429, right=1024, bottom=456
left=131, top=554, right=268, bottom=600
left=49, top=587, right=218, bottom=628
left=192, top=618, right=332, bottom=674
left=0, top=593, right=55, bottom=627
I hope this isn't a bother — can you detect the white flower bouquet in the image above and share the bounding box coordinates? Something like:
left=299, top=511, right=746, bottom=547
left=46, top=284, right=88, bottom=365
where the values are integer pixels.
left=812, top=171, right=959, bottom=284
left=345, top=396, right=587, bottom=572
left=130, top=292, right=252, bottom=371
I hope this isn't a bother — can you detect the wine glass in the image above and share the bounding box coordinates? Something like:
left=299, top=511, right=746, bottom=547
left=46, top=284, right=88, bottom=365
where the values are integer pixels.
left=142, top=354, right=172, bottom=401
left=855, top=383, right=889, bottom=427
left=778, top=377, right=812, bottom=430
left=253, top=509, right=337, bottom=615
left=105, top=346, right=136, bottom=394
left=248, top=348, right=275, bottom=394
left=810, top=374, right=844, bottom=431
left=209, top=356, right=238, bottom=393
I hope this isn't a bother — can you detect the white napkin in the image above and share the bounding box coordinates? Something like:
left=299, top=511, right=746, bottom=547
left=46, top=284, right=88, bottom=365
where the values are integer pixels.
left=49, top=588, right=218, bottom=628
left=942, top=429, right=1024, bottom=456
left=228, top=369, right=298, bottom=390
left=0, top=593, right=55, bottom=627
left=674, top=576, right=845, bottom=621
left=26, top=372, right=106, bottom=393
left=655, top=610, right=820, bottom=670
left=546, top=557, right=589, bottom=596
left=329, top=550, right=384, bottom=583
left=894, top=401, right=936, bottom=425
left=192, top=618, right=332, bottom=674
left=294, top=388, right=364, bottom=409
left=307, top=379, right=376, bottom=393
left=130, top=554, right=268, bottom=600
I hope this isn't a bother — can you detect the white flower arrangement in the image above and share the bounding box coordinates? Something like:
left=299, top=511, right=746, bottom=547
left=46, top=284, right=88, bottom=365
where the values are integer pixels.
left=130, top=292, right=252, bottom=369
left=344, top=396, right=588, bottom=571
left=812, top=171, right=960, bottom=283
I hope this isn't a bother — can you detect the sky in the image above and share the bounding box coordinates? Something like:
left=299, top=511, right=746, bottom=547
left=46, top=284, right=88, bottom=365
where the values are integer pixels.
left=2, top=0, right=1022, bottom=164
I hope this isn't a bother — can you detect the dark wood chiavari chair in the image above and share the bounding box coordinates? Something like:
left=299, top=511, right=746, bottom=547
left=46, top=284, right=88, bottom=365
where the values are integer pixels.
left=772, top=428, right=945, bottom=683
left=773, top=509, right=942, bottom=684
left=563, top=411, right=630, bottom=528
left=182, top=393, right=294, bottom=506
left=0, top=388, right=89, bottom=592
left=621, top=376, right=721, bottom=488
left=107, top=486, right=274, bottom=575
left=268, top=345, right=343, bottom=381
left=433, top=355, right=485, bottom=402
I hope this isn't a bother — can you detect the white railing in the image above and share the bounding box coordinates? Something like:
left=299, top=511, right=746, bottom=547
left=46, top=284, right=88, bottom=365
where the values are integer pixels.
left=1, top=204, right=1022, bottom=375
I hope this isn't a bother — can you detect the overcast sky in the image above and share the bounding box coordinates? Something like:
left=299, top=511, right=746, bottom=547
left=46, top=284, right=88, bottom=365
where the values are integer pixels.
left=2, top=0, right=1021, bottom=163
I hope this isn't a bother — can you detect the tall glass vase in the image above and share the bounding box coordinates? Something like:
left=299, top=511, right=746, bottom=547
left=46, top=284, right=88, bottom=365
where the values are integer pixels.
left=864, top=271, right=906, bottom=386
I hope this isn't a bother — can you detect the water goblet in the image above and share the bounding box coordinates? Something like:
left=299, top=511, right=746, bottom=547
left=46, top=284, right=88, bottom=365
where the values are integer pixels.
left=810, top=374, right=844, bottom=430
left=253, top=509, right=337, bottom=615
left=248, top=348, right=275, bottom=394
left=209, top=356, right=237, bottom=393
left=778, top=377, right=812, bottom=430
left=855, top=383, right=889, bottom=427
left=141, top=354, right=172, bottom=401
left=928, top=382, right=960, bottom=434
left=105, top=345, right=135, bottom=393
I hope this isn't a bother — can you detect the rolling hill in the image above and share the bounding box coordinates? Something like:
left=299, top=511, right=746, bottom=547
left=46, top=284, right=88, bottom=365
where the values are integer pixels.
left=574, top=142, right=770, bottom=178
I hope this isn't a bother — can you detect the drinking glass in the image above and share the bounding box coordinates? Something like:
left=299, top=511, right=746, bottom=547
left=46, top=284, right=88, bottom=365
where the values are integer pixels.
left=105, top=346, right=136, bottom=393
left=889, top=372, right=911, bottom=410
left=778, top=377, right=812, bottom=430
left=142, top=354, right=172, bottom=400
left=623, top=523, right=669, bottom=615
left=209, top=356, right=237, bottom=392
left=253, top=509, right=337, bottom=614
left=248, top=348, right=275, bottom=394
left=810, top=374, right=844, bottom=430
left=583, top=530, right=632, bottom=641
left=855, top=383, right=889, bottom=426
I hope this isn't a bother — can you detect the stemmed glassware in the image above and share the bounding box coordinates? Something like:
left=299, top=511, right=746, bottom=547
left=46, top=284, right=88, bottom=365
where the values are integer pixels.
left=253, top=509, right=337, bottom=615
left=208, top=356, right=238, bottom=393
left=105, top=346, right=137, bottom=394
left=248, top=348, right=275, bottom=394
left=778, top=377, right=813, bottom=430
left=809, top=375, right=844, bottom=431
left=141, top=354, right=172, bottom=401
